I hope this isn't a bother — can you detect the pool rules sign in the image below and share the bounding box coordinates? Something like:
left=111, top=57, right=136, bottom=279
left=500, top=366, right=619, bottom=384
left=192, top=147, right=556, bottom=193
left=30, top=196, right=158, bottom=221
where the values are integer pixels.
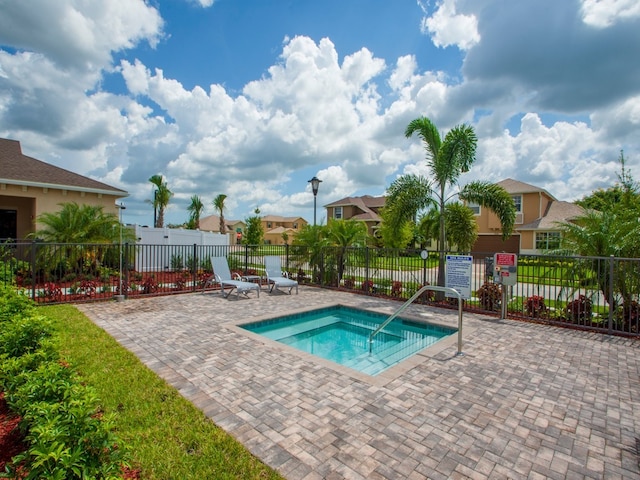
left=445, top=255, right=472, bottom=300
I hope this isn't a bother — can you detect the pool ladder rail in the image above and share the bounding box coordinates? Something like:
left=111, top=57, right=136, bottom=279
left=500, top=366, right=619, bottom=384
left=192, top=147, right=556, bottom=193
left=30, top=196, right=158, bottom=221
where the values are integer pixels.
left=368, top=285, right=464, bottom=356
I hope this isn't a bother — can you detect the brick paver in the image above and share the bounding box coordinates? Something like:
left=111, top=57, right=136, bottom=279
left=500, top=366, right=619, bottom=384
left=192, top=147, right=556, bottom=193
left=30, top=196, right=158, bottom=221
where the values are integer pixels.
left=77, top=288, right=640, bottom=479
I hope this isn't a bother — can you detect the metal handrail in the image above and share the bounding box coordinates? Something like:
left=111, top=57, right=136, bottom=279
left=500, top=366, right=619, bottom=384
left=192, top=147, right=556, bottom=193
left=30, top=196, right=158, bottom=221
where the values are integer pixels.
left=368, top=285, right=464, bottom=356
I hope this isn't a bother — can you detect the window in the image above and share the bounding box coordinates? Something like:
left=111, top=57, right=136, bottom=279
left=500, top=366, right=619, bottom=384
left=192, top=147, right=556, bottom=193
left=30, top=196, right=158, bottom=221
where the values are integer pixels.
left=293, top=222, right=298, bottom=229
left=467, top=202, right=481, bottom=215
left=334, top=206, right=343, bottom=219
left=535, top=231, right=561, bottom=250
left=267, top=222, right=272, bottom=228
left=511, top=195, right=522, bottom=213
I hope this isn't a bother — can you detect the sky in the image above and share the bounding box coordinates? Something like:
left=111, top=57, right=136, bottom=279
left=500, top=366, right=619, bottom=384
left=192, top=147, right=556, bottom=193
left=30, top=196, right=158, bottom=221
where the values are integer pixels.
left=1, top=0, right=639, bottom=227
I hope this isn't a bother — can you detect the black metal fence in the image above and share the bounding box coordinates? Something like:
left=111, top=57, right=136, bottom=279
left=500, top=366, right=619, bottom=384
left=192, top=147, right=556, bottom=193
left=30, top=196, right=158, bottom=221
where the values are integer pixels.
left=1, top=240, right=639, bottom=337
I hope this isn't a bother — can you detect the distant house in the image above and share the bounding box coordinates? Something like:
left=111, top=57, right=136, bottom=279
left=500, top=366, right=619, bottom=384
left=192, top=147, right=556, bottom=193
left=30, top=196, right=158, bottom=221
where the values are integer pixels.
left=470, top=178, right=584, bottom=254
left=199, top=214, right=246, bottom=244
left=0, top=138, right=128, bottom=240
left=323, top=195, right=385, bottom=236
left=261, top=215, right=307, bottom=245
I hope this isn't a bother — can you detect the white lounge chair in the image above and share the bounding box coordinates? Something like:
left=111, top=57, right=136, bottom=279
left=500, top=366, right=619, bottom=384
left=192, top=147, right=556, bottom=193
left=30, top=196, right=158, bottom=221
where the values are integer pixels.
left=206, top=256, right=260, bottom=299
left=264, top=255, right=298, bottom=295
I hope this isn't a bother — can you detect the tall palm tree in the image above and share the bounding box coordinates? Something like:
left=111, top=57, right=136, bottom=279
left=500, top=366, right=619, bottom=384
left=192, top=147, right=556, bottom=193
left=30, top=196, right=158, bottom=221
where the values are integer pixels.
left=213, top=194, right=228, bottom=234
left=394, top=116, right=515, bottom=287
left=187, top=195, right=204, bottom=230
left=148, top=174, right=173, bottom=228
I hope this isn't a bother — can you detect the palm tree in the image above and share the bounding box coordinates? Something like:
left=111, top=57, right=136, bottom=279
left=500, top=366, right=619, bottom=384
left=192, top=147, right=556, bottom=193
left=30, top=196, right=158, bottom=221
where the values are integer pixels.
left=326, top=219, right=370, bottom=282
left=394, top=116, right=515, bottom=287
left=187, top=195, right=204, bottom=230
left=213, top=194, right=227, bottom=234
left=33, top=202, right=126, bottom=243
left=148, top=174, right=173, bottom=228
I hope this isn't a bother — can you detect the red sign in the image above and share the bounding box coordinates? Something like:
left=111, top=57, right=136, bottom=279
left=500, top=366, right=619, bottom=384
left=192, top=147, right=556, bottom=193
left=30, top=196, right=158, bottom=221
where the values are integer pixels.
left=495, top=253, right=516, bottom=266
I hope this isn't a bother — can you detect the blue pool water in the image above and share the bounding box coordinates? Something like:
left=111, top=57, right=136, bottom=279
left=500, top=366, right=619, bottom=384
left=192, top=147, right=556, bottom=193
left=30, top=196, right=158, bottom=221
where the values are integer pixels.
left=240, top=305, right=456, bottom=376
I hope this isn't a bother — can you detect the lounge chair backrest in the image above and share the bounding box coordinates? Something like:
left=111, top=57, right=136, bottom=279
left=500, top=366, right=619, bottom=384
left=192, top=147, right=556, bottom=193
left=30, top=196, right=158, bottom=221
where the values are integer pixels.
left=211, top=256, right=233, bottom=282
left=264, top=256, right=284, bottom=279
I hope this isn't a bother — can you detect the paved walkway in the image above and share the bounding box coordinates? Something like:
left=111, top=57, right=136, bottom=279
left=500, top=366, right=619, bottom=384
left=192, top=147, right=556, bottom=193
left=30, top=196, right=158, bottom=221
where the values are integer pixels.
left=76, top=287, right=640, bottom=479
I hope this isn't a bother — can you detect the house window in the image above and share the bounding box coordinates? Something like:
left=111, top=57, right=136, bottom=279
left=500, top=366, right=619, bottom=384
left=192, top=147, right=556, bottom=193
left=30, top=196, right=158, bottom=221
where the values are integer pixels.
left=293, top=222, right=298, bottom=229
left=334, top=206, right=343, bottom=219
left=511, top=195, right=522, bottom=213
left=267, top=222, right=272, bottom=228
left=535, top=232, right=561, bottom=250
left=467, top=202, right=481, bottom=215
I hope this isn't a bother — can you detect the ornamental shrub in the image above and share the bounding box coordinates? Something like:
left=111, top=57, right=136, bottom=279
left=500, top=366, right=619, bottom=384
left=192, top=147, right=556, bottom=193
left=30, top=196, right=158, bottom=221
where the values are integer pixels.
left=525, top=295, right=546, bottom=318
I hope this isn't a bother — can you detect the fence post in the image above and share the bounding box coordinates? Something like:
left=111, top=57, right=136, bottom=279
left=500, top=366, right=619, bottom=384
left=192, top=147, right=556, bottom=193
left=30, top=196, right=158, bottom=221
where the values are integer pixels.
left=608, top=254, right=614, bottom=333
left=285, top=243, right=289, bottom=270
left=365, top=247, right=370, bottom=287
left=124, top=243, right=129, bottom=299
left=30, top=239, right=37, bottom=301
left=192, top=243, right=197, bottom=292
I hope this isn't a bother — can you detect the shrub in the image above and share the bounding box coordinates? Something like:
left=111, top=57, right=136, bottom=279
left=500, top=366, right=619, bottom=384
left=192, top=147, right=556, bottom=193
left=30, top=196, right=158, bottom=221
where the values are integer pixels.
left=0, top=286, right=129, bottom=478
left=361, top=280, right=375, bottom=294
left=477, top=282, right=502, bottom=311
left=565, top=295, right=592, bottom=323
left=342, top=276, right=355, bottom=289
left=39, top=282, right=62, bottom=303
left=390, top=281, right=402, bottom=297
left=417, top=283, right=436, bottom=303
left=525, top=295, right=546, bottom=318
left=142, top=275, right=159, bottom=294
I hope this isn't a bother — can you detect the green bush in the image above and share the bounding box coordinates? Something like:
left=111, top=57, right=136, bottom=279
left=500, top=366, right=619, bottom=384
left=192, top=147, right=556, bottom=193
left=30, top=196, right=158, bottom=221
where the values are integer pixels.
left=0, top=285, right=128, bottom=478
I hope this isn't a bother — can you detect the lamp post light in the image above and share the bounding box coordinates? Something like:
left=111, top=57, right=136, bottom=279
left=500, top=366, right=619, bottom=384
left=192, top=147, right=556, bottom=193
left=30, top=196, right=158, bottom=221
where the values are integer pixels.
left=308, top=176, right=322, bottom=226
left=115, top=203, right=126, bottom=302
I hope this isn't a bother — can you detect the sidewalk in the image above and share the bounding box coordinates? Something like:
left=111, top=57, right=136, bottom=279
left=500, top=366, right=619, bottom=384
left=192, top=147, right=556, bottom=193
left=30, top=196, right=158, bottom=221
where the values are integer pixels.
left=77, top=287, right=640, bottom=479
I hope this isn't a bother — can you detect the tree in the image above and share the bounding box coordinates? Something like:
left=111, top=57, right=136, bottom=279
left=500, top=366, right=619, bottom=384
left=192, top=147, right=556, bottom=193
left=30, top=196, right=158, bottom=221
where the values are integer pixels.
left=243, top=208, right=264, bottom=246
left=326, top=219, right=370, bottom=281
left=291, top=224, right=330, bottom=281
left=186, top=195, right=204, bottom=230
left=393, top=117, right=515, bottom=288
left=378, top=207, right=413, bottom=248
left=213, top=194, right=228, bottom=234
left=558, top=152, right=640, bottom=313
left=33, top=202, right=130, bottom=243
left=149, top=174, right=173, bottom=228
left=444, top=202, right=478, bottom=252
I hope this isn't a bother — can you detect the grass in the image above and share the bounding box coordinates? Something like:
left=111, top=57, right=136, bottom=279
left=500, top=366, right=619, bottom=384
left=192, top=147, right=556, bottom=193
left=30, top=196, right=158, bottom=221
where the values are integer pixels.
left=42, top=304, right=285, bottom=480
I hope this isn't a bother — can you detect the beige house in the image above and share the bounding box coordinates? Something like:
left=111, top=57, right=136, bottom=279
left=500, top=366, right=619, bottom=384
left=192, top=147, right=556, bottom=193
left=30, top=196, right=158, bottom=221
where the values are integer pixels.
left=199, top=214, right=246, bottom=244
left=323, top=195, right=385, bottom=236
left=0, top=138, right=128, bottom=239
left=261, top=215, right=307, bottom=245
left=471, top=178, right=584, bottom=254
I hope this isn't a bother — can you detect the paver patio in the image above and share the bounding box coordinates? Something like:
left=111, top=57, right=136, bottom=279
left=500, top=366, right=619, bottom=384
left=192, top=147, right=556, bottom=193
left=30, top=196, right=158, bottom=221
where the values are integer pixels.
left=76, top=287, right=640, bottom=479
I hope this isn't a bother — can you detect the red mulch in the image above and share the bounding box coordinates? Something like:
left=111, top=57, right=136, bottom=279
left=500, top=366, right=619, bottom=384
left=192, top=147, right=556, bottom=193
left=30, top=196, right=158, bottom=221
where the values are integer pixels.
left=0, top=392, right=27, bottom=476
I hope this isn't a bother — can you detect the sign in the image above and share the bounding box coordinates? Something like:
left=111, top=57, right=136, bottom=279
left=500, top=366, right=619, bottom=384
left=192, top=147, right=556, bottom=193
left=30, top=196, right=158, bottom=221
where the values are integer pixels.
left=493, top=252, right=518, bottom=286
left=445, top=255, right=472, bottom=299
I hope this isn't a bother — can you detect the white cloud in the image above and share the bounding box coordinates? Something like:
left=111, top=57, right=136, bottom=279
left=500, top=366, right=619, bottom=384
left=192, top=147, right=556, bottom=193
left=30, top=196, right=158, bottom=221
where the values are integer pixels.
left=419, top=0, right=480, bottom=50
left=580, top=0, right=640, bottom=28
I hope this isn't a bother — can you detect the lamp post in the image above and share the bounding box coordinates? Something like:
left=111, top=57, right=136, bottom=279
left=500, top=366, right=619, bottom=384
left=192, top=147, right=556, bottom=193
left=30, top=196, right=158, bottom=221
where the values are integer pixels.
left=308, top=176, right=322, bottom=226
left=115, top=203, right=126, bottom=302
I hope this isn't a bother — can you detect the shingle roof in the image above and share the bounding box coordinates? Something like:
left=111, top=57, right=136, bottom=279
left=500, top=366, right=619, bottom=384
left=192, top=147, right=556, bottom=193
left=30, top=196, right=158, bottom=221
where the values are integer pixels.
left=0, top=138, right=127, bottom=195
left=518, top=201, right=585, bottom=230
left=323, top=195, right=385, bottom=222
left=496, top=178, right=556, bottom=200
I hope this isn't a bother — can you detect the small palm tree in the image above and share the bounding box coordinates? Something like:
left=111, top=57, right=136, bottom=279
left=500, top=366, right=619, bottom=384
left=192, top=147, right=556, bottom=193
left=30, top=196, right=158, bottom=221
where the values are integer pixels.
left=187, top=195, right=204, bottom=230
left=33, top=202, right=125, bottom=243
left=213, top=194, right=227, bottom=234
left=326, top=219, right=370, bottom=282
left=149, top=174, right=173, bottom=228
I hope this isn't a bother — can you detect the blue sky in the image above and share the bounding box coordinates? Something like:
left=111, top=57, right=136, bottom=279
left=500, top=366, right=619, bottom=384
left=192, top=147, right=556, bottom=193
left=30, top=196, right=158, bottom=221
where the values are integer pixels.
left=1, top=0, right=639, bottom=227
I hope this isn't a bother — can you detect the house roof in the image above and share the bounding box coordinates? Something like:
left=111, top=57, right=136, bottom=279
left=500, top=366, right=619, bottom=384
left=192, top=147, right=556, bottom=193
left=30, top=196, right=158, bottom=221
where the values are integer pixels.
left=324, top=195, right=385, bottom=223
left=0, top=138, right=128, bottom=196
left=518, top=201, right=585, bottom=230
left=496, top=178, right=556, bottom=200
left=261, top=215, right=305, bottom=222
left=199, top=214, right=242, bottom=232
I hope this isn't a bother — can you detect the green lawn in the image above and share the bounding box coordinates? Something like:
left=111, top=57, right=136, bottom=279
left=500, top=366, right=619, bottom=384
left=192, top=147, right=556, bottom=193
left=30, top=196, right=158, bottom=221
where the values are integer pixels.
left=43, top=304, right=285, bottom=480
